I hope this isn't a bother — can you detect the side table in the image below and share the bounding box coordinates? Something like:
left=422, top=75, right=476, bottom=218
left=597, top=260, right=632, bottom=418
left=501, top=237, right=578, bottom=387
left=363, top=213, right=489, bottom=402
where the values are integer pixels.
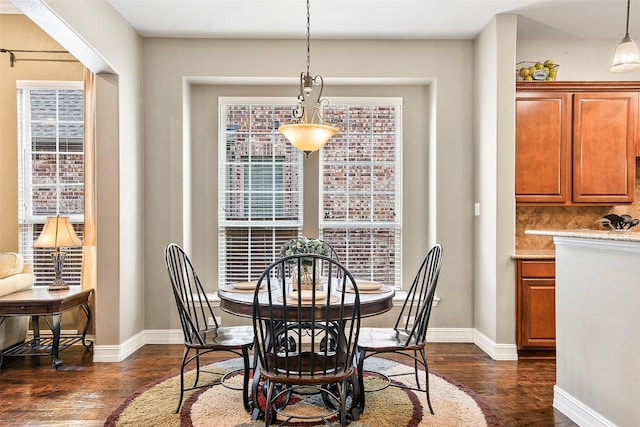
left=0, top=286, right=94, bottom=369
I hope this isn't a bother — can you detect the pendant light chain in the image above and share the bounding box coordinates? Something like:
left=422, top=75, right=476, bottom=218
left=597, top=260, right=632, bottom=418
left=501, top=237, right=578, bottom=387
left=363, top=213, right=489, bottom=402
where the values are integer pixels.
left=278, top=0, right=338, bottom=157
left=306, top=0, right=311, bottom=76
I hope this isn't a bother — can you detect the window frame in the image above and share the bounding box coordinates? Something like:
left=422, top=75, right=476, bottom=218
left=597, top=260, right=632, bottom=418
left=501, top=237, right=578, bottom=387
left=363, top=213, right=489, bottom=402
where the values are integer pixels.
left=319, top=97, right=403, bottom=289
left=218, top=97, right=304, bottom=286
left=217, top=96, right=403, bottom=290
left=17, top=80, right=84, bottom=286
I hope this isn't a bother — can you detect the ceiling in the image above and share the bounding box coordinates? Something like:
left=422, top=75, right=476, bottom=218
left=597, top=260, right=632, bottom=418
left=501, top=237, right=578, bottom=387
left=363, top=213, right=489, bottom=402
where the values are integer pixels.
left=2, top=0, right=639, bottom=41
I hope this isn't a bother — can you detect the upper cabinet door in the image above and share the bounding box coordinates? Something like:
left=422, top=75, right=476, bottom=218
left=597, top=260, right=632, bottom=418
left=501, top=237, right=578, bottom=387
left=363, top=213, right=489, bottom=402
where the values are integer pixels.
left=516, top=92, right=572, bottom=203
left=572, top=92, right=637, bottom=204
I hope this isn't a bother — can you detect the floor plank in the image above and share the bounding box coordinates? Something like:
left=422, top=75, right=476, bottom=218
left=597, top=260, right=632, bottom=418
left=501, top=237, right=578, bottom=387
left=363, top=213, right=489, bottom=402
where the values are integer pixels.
left=0, top=343, right=576, bottom=426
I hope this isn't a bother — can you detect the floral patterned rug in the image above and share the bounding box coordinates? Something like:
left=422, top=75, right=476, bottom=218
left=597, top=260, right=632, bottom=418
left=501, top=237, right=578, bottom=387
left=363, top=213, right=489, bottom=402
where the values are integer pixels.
left=104, top=357, right=499, bottom=427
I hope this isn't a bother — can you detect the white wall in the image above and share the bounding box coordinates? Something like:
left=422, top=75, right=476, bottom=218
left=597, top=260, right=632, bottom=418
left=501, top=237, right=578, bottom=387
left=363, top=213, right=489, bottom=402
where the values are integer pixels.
left=473, top=15, right=518, bottom=358
left=15, top=0, right=145, bottom=347
left=495, top=17, right=518, bottom=346
left=475, top=17, right=500, bottom=347
left=517, top=38, right=640, bottom=81
left=554, top=237, right=640, bottom=426
left=142, top=38, right=476, bottom=332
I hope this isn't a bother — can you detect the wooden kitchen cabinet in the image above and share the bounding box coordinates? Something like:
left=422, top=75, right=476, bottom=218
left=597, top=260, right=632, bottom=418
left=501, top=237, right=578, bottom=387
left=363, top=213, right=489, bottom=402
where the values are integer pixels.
left=572, top=92, right=637, bottom=203
left=516, top=92, right=572, bottom=203
left=516, top=82, right=638, bottom=205
left=516, top=259, right=556, bottom=352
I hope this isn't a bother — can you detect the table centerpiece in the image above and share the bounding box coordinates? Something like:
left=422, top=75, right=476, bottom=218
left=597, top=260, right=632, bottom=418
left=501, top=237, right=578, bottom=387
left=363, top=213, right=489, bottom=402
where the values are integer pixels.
left=279, top=237, right=331, bottom=289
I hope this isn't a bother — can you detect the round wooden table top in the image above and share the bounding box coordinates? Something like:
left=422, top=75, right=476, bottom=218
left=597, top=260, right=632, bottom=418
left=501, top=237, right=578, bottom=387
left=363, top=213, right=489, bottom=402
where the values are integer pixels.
left=218, top=278, right=395, bottom=319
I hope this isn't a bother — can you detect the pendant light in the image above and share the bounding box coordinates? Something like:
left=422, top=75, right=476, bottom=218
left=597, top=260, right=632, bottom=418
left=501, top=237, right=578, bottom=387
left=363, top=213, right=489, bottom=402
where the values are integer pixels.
left=609, top=0, right=640, bottom=73
left=278, top=0, right=338, bottom=157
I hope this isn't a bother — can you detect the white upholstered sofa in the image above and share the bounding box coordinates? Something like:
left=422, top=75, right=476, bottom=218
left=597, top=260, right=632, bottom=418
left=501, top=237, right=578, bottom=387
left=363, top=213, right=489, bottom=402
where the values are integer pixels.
left=0, top=252, right=36, bottom=351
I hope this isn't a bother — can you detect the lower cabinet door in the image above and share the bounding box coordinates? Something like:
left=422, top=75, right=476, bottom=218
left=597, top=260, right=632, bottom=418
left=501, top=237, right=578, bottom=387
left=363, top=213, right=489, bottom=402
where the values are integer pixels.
left=516, top=260, right=556, bottom=350
left=520, top=278, right=556, bottom=347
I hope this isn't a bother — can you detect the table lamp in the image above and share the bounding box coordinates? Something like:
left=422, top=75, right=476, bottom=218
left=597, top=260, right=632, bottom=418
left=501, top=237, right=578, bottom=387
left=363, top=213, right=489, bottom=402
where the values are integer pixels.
left=34, top=216, right=82, bottom=290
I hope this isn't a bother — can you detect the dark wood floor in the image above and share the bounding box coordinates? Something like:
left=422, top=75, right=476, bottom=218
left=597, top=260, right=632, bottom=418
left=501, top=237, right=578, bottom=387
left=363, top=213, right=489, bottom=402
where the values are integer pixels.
left=0, top=343, right=576, bottom=426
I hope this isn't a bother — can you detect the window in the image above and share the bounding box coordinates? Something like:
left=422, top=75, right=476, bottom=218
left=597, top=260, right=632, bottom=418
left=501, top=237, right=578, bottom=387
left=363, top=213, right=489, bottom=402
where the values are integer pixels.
left=321, top=101, right=402, bottom=288
left=242, top=158, right=285, bottom=218
left=219, top=100, right=302, bottom=286
left=218, top=97, right=401, bottom=289
left=17, top=81, right=84, bottom=286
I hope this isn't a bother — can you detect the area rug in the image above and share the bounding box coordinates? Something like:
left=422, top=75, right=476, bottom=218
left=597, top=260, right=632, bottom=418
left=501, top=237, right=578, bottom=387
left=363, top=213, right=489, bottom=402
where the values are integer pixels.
left=104, top=357, right=499, bottom=426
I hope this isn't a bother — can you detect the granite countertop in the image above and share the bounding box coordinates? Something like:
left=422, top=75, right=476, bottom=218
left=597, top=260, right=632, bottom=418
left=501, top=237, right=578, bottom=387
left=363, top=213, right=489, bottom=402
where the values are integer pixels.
left=525, top=228, right=640, bottom=243
left=512, top=249, right=556, bottom=260
left=514, top=229, right=640, bottom=259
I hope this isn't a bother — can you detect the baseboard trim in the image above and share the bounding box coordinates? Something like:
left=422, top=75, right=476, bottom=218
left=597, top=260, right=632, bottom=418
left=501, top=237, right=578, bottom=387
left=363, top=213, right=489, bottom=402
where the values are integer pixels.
left=144, top=329, right=184, bottom=345
left=93, top=327, right=517, bottom=362
left=92, top=331, right=146, bottom=362
left=473, top=329, right=518, bottom=361
left=553, top=386, right=615, bottom=427
left=427, top=327, right=474, bottom=343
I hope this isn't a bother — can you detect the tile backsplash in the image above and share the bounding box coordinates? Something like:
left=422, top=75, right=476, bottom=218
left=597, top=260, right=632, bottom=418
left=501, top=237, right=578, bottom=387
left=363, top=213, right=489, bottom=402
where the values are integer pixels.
left=516, top=159, right=640, bottom=250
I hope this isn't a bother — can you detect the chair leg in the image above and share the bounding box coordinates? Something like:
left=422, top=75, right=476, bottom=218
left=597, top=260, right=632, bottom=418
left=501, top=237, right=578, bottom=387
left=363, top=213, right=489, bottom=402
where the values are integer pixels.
left=413, top=350, right=421, bottom=389
left=418, top=348, right=434, bottom=415
left=176, top=347, right=190, bottom=413
left=193, top=349, right=201, bottom=387
left=251, top=365, right=263, bottom=420
left=264, top=380, right=274, bottom=427
left=349, top=370, right=361, bottom=421
left=339, top=378, right=348, bottom=426
left=355, top=347, right=366, bottom=414
left=241, top=347, right=251, bottom=413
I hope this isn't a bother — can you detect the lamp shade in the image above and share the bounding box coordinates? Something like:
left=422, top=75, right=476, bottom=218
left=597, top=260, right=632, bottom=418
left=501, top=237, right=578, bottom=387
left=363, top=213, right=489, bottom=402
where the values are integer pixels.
left=609, top=35, right=640, bottom=72
left=34, top=216, right=82, bottom=249
left=278, top=123, right=339, bottom=155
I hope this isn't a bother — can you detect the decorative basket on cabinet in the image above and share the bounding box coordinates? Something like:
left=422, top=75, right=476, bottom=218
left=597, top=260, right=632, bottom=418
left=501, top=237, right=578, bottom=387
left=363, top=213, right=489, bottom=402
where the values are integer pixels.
left=516, top=60, right=559, bottom=81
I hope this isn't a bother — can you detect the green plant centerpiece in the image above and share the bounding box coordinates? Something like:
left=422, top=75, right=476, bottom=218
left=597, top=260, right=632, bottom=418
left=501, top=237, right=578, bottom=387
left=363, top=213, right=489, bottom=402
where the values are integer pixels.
left=280, top=237, right=331, bottom=289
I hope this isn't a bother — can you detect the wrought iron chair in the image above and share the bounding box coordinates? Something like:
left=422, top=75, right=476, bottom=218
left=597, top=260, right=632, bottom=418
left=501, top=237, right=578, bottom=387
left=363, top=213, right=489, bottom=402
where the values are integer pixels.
left=319, top=240, right=343, bottom=278
left=164, top=243, right=254, bottom=413
left=320, top=239, right=340, bottom=261
left=252, top=253, right=361, bottom=426
left=356, top=243, right=443, bottom=415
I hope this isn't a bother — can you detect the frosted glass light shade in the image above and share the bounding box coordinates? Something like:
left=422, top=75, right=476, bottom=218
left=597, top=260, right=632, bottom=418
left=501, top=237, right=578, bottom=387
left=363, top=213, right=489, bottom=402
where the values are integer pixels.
left=279, top=123, right=338, bottom=155
left=34, top=216, right=82, bottom=249
left=609, top=36, right=640, bottom=73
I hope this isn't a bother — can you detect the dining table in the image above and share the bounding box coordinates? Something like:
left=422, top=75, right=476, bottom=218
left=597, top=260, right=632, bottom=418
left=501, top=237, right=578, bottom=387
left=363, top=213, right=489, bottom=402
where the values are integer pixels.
left=217, top=277, right=395, bottom=421
left=217, top=277, right=395, bottom=319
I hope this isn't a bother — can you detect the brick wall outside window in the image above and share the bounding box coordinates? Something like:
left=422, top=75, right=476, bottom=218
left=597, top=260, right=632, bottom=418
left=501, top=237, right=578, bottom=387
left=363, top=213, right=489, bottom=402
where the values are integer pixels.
left=321, top=103, right=401, bottom=287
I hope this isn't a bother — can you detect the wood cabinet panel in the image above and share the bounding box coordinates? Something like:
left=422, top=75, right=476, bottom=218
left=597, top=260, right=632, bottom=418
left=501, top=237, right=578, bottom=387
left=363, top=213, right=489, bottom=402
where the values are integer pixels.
left=572, top=92, right=637, bottom=203
left=521, top=261, right=555, bottom=277
left=516, top=82, right=638, bottom=206
left=515, top=93, right=571, bottom=203
left=516, top=260, right=555, bottom=351
left=520, top=278, right=556, bottom=347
